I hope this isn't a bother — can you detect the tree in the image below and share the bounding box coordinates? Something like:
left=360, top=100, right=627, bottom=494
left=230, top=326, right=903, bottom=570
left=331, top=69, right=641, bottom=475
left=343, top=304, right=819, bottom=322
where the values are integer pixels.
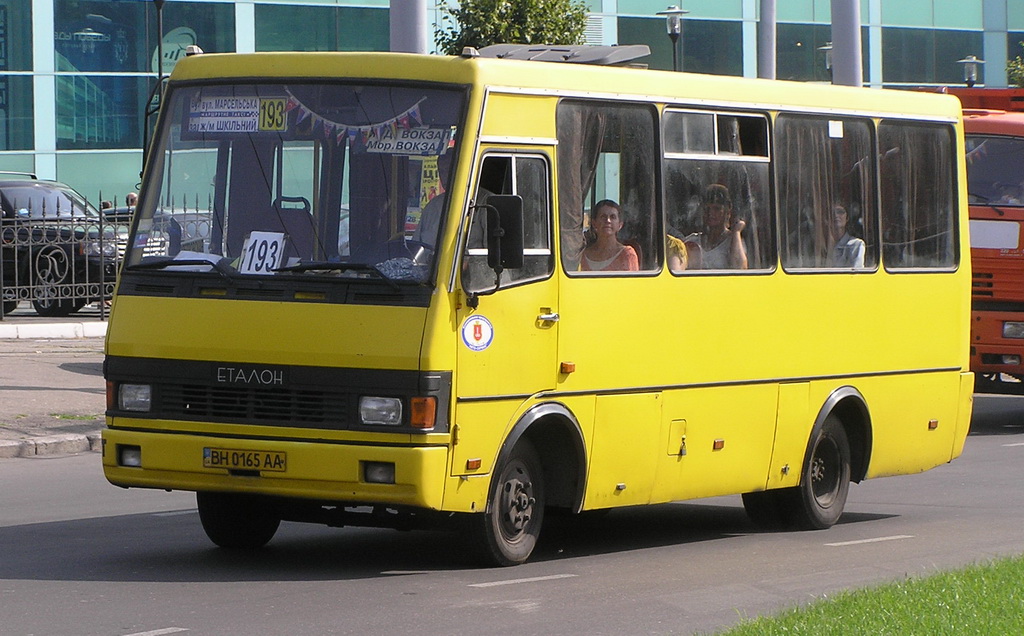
left=1009, top=43, right=1024, bottom=88
left=434, top=0, right=589, bottom=56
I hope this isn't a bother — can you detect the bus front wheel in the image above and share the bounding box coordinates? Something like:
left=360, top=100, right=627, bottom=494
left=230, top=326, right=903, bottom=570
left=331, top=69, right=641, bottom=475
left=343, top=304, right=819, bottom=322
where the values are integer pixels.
left=473, top=439, right=546, bottom=567
left=787, top=415, right=851, bottom=530
left=196, top=492, right=281, bottom=549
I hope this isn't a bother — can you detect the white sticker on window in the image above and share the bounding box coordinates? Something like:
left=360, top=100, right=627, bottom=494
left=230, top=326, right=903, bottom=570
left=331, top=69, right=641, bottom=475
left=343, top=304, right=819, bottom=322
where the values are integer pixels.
left=239, top=231, right=286, bottom=274
left=828, top=120, right=844, bottom=138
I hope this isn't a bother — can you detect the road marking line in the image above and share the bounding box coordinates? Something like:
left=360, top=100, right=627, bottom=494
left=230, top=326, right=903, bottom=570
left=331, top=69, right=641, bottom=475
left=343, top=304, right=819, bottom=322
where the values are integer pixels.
left=1001, top=442, right=1024, bottom=447
left=826, top=534, right=914, bottom=547
left=469, top=573, right=577, bottom=588
left=122, top=628, right=189, bottom=636
left=154, top=510, right=197, bottom=517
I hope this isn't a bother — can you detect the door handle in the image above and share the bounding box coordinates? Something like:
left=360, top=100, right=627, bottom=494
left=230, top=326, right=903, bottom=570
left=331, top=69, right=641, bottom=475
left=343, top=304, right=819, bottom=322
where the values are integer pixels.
left=538, top=312, right=560, bottom=323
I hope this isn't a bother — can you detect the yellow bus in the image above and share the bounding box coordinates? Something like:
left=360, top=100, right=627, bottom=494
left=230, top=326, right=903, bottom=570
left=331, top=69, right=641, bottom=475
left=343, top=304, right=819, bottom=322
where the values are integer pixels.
left=102, top=45, right=972, bottom=566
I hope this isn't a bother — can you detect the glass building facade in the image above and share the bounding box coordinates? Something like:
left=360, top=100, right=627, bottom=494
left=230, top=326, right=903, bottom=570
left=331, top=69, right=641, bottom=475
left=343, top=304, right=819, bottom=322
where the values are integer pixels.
left=7, top=0, right=1024, bottom=202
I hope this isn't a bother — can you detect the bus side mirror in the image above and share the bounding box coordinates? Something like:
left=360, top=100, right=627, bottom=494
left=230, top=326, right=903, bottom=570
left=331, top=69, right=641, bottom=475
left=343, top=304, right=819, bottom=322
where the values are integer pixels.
left=485, top=195, right=524, bottom=271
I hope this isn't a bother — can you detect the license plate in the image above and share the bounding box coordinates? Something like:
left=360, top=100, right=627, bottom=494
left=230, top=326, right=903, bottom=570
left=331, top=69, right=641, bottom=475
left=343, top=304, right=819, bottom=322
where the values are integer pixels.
left=203, top=447, right=287, bottom=472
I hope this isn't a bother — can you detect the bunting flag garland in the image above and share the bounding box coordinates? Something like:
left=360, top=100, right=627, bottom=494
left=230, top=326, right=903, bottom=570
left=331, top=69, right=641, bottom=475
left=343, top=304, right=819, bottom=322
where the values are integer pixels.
left=283, top=89, right=426, bottom=147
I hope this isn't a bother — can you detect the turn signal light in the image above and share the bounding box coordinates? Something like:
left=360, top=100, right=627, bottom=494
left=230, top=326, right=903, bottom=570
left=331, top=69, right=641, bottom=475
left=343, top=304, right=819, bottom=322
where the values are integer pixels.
left=411, top=397, right=437, bottom=429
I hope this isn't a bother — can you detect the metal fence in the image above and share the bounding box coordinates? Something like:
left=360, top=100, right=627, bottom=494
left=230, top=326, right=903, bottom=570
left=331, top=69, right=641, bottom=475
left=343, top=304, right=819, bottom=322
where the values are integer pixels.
left=0, top=214, right=130, bottom=320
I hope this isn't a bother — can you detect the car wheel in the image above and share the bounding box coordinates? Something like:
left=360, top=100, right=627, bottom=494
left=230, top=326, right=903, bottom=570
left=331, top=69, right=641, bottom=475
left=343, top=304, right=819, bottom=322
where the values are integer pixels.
left=196, top=492, right=281, bottom=549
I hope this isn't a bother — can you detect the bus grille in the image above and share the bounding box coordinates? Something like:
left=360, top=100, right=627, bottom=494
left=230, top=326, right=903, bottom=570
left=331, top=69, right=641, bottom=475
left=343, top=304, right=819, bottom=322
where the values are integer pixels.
left=161, top=384, right=349, bottom=426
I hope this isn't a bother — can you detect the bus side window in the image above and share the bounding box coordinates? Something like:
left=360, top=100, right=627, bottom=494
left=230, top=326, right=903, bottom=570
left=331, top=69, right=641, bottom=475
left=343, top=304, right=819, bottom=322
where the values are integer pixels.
left=557, top=101, right=659, bottom=274
left=878, top=121, right=957, bottom=269
left=463, top=154, right=553, bottom=293
left=663, top=109, right=772, bottom=272
left=776, top=114, right=877, bottom=271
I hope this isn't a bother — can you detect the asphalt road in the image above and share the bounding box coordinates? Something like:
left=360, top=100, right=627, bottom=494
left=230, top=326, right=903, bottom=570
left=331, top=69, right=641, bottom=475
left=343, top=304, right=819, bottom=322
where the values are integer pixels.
left=0, top=373, right=1022, bottom=634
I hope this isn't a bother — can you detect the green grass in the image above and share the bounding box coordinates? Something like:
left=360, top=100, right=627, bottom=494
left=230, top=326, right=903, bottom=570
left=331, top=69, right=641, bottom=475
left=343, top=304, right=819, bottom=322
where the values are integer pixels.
left=50, top=413, right=102, bottom=421
left=718, top=555, right=1024, bottom=635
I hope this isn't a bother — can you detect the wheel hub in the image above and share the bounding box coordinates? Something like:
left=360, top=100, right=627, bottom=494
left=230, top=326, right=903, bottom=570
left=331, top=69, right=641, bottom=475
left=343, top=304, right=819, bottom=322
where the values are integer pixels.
left=501, top=476, right=535, bottom=535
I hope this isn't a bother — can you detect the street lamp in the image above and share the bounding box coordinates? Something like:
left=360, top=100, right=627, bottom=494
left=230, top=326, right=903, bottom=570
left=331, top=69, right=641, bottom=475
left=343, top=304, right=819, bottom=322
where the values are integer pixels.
left=657, top=5, right=689, bottom=72
left=957, top=55, right=985, bottom=88
left=817, top=41, right=833, bottom=81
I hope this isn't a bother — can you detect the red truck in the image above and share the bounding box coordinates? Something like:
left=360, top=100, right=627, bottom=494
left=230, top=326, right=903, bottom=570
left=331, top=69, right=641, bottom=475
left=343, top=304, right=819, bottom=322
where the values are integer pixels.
left=947, top=88, right=1024, bottom=392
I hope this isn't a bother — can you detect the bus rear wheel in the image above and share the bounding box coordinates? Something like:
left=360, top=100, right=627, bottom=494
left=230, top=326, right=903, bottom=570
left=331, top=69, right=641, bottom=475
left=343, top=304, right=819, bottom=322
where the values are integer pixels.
left=196, top=492, right=281, bottom=549
left=787, top=415, right=851, bottom=529
left=473, top=439, right=545, bottom=567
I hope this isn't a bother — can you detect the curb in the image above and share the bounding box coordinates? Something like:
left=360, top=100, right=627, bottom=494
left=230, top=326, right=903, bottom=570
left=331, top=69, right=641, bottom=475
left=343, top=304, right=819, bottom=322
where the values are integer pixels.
left=0, top=433, right=102, bottom=459
left=0, top=321, right=107, bottom=339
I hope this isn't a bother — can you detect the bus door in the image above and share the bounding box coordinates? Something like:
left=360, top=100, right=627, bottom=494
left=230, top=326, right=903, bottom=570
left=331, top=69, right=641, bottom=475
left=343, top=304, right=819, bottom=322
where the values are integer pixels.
left=455, top=151, right=558, bottom=401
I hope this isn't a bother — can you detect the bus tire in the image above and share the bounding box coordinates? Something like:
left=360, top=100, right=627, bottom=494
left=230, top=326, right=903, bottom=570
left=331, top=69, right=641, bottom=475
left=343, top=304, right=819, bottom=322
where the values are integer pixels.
left=787, top=414, right=851, bottom=530
left=196, top=492, right=281, bottom=549
left=473, top=439, right=545, bottom=566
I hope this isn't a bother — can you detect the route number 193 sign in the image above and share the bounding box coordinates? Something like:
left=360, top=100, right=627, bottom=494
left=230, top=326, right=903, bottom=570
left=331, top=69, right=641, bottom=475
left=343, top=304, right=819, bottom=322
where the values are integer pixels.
left=239, top=232, right=286, bottom=274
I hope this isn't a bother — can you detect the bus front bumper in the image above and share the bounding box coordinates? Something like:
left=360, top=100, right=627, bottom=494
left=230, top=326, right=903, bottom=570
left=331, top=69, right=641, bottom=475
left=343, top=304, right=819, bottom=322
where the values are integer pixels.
left=101, top=428, right=450, bottom=510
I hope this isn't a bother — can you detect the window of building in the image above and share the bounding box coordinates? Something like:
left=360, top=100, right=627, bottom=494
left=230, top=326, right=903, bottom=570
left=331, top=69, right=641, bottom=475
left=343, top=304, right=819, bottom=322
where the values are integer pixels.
left=54, top=1, right=234, bottom=73
left=557, top=100, right=659, bottom=275
left=0, top=75, right=32, bottom=150
left=255, top=6, right=388, bottom=52
left=0, top=1, right=32, bottom=71
left=56, top=76, right=151, bottom=150
left=882, top=27, right=983, bottom=85
left=878, top=120, right=957, bottom=269
left=617, top=18, right=742, bottom=76
left=776, top=114, right=877, bottom=271
left=53, top=1, right=235, bottom=151
left=777, top=23, right=870, bottom=83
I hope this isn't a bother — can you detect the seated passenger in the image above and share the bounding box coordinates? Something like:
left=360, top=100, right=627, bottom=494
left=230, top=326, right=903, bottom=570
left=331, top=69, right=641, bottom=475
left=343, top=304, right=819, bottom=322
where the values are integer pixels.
left=687, top=184, right=747, bottom=269
left=580, top=199, right=639, bottom=272
left=828, top=205, right=866, bottom=268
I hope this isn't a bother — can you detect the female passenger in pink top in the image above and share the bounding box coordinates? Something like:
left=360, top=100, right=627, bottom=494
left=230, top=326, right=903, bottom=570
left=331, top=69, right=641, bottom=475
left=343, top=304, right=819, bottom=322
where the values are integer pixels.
left=580, top=199, right=639, bottom=272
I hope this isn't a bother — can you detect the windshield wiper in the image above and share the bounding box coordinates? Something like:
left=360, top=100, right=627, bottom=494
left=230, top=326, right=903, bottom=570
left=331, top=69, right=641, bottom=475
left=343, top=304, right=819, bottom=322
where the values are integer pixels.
left=128, top=257, right=234, bottom=281
left=274, top=261, right=400, bottom=290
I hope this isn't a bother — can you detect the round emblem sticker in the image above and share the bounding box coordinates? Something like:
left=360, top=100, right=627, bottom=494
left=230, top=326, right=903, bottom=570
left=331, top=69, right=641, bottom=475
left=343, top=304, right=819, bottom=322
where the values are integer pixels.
left=461, top=315, right=495, bottom=352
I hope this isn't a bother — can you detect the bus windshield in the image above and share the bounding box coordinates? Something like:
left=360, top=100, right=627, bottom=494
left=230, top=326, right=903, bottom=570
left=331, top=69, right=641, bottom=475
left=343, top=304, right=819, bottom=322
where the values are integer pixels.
left=966, top=135, right=1024, bottom=207
left=126, top=81, right=465, bottom=283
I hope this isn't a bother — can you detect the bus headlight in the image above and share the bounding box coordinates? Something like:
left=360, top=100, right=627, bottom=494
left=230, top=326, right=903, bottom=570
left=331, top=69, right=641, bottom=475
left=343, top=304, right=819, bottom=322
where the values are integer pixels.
left=1003, top=322, right=1024, bottom=339
left=119, top=384, right=152, bottom=412
left=359, top=396, right=402, bottom=426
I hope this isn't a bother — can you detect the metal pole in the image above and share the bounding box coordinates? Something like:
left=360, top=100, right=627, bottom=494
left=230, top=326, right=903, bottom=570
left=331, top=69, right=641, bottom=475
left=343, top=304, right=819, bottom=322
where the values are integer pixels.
left=670, top=33, right=680, bottom=72
left=830, top=0, right=862, bottom=87
left=758, top=0, right=776, bottom=79
left=154, top=0, right=165, bottom=82
left=390, top=0, right=428, bottom=54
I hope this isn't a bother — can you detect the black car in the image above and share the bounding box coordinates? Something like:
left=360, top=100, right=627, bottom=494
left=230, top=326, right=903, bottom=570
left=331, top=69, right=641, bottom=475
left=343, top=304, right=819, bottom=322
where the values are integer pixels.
left=0, top=172, right=121, bottom=316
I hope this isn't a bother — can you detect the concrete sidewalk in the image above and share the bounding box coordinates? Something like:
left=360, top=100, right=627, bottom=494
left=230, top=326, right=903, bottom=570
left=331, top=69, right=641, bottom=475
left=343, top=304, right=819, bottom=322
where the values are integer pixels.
left=0, top=308, right=107, bottom=458
left=0, top=302, right=109, bottom=339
